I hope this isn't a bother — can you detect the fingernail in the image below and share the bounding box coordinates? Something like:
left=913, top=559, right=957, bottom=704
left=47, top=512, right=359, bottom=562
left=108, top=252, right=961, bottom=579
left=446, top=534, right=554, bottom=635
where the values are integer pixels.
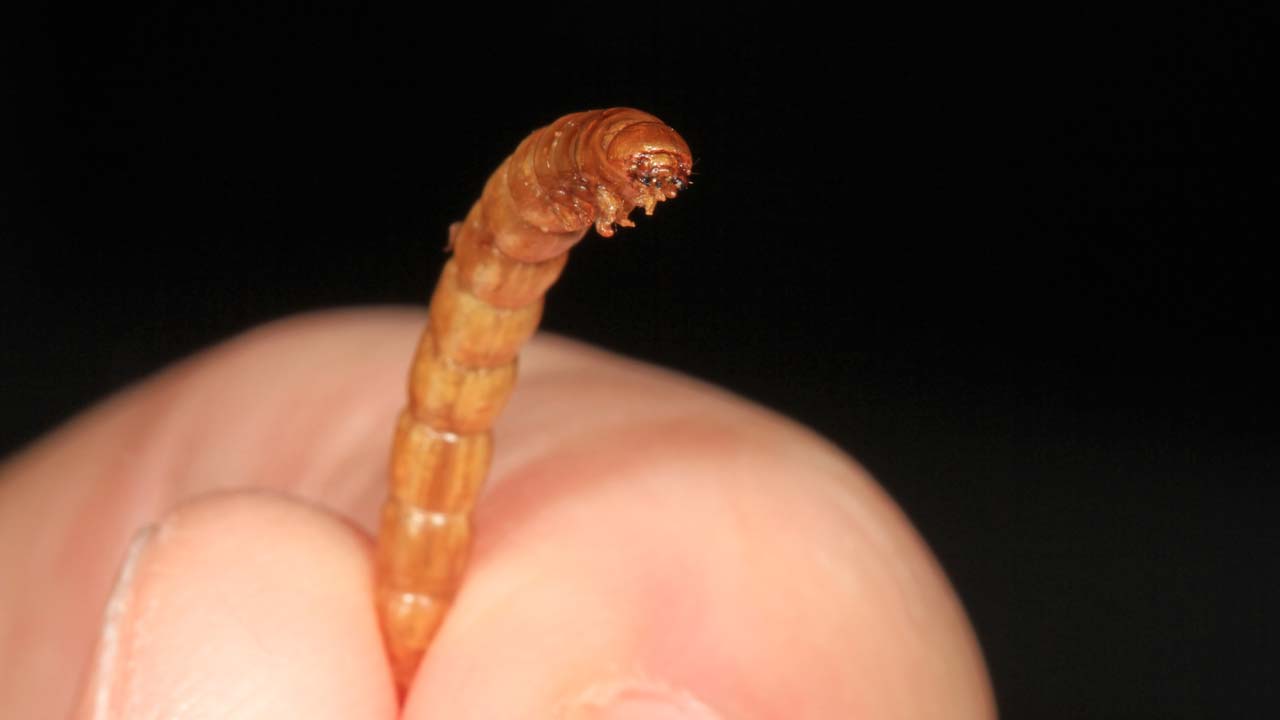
left=565, top=677, right=722, bottom=720
left=594, top=695, right=720, bottom=720
left=78, top=526, right=155, bottom=720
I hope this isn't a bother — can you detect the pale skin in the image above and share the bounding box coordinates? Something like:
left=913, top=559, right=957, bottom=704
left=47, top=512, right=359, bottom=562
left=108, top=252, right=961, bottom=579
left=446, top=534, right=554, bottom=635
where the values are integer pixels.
left=0, top=310, right=995, bottom=719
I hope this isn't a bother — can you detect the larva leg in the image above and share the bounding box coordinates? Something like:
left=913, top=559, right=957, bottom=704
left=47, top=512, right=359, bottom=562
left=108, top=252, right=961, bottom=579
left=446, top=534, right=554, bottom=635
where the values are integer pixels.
left=375, top=108, right=692, bottom=693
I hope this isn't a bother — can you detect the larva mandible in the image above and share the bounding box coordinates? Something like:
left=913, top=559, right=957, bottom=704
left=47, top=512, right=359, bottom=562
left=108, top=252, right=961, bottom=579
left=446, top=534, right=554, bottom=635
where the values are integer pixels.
left=375, top=108, right=692, bottom=692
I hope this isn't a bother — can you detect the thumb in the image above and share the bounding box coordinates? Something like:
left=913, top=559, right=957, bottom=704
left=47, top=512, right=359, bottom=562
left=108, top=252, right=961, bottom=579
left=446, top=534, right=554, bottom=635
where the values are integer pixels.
left=401, top=342, right=994, bottom=718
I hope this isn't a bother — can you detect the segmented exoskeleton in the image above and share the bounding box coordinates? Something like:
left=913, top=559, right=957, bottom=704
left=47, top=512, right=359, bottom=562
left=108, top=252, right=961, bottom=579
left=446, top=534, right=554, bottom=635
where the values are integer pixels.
left=375, top=108, right=692, bottom=692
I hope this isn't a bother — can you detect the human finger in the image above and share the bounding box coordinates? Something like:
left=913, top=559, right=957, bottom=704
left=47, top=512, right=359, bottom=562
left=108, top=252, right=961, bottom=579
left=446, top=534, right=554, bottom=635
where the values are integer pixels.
left=72, top=491, right=397, bottom=719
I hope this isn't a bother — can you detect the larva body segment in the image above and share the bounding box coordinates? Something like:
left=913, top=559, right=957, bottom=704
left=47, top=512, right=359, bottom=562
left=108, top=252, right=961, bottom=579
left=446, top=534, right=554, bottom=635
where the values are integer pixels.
left=376, top=108, right=692, bottom=692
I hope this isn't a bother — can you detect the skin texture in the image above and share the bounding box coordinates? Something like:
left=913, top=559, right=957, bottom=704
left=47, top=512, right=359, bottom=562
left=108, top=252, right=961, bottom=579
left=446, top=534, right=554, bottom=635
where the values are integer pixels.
left=0, top=310, right=996, bottom=719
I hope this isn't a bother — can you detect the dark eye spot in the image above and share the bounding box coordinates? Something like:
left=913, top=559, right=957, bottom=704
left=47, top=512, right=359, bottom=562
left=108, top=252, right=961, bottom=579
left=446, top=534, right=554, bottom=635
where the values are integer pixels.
left=639, top=176, right=651, bottom=186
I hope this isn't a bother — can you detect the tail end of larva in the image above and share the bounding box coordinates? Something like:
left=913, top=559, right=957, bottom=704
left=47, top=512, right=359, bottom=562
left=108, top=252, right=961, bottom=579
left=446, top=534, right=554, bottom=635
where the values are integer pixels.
left=376, top=587, right=450, bottom=697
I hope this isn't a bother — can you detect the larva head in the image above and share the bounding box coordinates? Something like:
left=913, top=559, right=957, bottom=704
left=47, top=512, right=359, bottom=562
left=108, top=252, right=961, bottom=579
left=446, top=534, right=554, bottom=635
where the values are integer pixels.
left=607, top=121, right=693, bottom=207
left=586, top=109, right=692, bottom=236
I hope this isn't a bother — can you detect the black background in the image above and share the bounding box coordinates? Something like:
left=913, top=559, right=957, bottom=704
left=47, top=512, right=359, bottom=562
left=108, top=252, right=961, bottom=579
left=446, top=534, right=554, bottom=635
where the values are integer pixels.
left=3, top=6, right=1277, bottom=718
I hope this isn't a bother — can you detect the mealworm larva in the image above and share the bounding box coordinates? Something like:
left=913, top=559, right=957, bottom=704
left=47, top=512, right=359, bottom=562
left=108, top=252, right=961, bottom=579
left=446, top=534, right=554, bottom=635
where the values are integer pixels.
left=375, top=108, right=692, bottom=693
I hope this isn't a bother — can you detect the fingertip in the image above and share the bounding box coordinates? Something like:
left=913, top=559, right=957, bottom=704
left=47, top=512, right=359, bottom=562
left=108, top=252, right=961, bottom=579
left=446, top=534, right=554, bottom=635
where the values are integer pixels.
left=74, top=490, right=396, bottom=719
